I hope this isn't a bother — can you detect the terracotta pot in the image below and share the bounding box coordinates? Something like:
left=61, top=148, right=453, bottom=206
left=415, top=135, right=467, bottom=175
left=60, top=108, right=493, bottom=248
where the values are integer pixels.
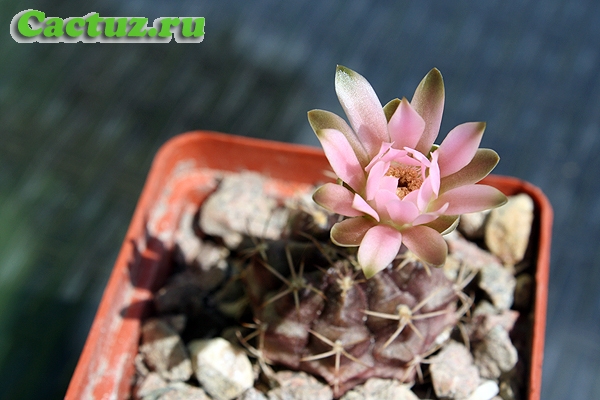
left=66, top=131, right=552, bottom=400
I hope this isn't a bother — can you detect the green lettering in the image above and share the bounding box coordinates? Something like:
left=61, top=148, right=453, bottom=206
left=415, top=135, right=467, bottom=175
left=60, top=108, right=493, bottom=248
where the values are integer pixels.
left=65, top=18, right=84, bottom=37
left=157, top=17, right=180, bottom=38
left=85, top=13, right=104, bottom=37
left=180, top=17, right=205, bottom=38
left=43, top=17, right=63, bottom=37
left=104, top=17, right=128, bottom=37
left=127, top=17, right=148, bottom=37
left=17, top=10, right=45, bottom=37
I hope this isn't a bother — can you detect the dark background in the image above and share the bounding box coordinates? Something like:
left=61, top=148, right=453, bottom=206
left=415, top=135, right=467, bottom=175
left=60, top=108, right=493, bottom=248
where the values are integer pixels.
left=1, top=0, right=599, bottom=399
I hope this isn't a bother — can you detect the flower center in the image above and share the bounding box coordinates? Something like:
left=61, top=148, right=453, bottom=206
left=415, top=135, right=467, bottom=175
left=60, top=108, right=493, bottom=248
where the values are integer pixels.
left=386, top=165, right=423, bottom=199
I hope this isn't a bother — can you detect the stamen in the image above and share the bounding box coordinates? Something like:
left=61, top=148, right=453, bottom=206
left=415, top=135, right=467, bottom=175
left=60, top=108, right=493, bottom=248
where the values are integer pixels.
left=386, top=165, right=423, bottom=199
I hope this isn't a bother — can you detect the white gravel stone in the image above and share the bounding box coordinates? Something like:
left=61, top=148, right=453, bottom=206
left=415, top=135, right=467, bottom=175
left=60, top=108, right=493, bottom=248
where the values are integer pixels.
left=340, top=378, right=419, bottom=400
left=466, top=380, right=500, bottom=400
left=199, top=172, right=289, bottom=248
left=474, top=326, right=518, bottom=379
left=485, top=194, right=534, bottom=265
left=238, top=387, right=268, bottom=400
left=136, top=372, right=168, bottom=398
left=267, top=370, right=333, bottom=400
left=430, top=341, right=480, bottom=399
left=189, top=337, right=254, bottom=400
left=139, top=319, right=192, bottom=382
left=459, top=210, right=490, bottom=239
left=478, top=261, right=516, bottom=310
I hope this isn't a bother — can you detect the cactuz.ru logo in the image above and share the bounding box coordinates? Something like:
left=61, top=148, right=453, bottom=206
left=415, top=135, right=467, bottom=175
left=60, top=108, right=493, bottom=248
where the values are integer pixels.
left=10, top=10, right=205, bottom=43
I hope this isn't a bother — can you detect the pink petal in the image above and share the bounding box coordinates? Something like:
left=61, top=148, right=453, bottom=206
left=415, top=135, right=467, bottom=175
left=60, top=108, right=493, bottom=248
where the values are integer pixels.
left=423, top=215, right=460, bottom=234
left=352, top=194, right=379, bottom=221
left=388, top=98, right=426, bottom=149
left=403, top=189, right=419, bottom=207
left=366, top=160, right=396, bottom=200
left=428, top=150, right=441, bottom=196
left=358, top=225, right=403, bottom=278
left=401, top=225, right=448, bottom=267
left=316, top=128, right=365, bottom=190
left=437, top=122, right=486, bottom=177
left=331, top=217, right=375, bottom=246
left=385, top=200, right=420, bottom=225
left=308, top=109, right=370, bottom=167
left=394, top=153, right=422, bottom=167
left=373, top=188, right=401, bottom=220
left=439, top=148, right=500, bottom=193
left=412, top=202, right=449, bottom=225
left=431, top=184, right=508, bottom=215
left=417, top=176, right=435, bottom=211
left=411, top=68, right=445, bottom=155
left=403, top=147, right=431, bottom=168
left=335, top=66, right=388, bottom=158
left=312, top=183, right=363, bottom=217
left=365, top=142, right=394, bottom=172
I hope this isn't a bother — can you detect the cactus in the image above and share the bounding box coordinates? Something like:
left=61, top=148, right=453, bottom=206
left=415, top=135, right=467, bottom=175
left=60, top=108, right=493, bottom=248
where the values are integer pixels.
left=229, top=65, right=505, bottom=396
left=235, top=209, right=464, bottom=397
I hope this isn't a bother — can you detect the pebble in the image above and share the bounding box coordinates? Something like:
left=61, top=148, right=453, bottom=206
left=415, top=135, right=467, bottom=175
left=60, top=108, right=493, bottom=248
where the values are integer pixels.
left=466, top=380, right=500, bottom=400
left=340, top=378, right=419, bottom=400
left=473, top=326, right=518, bottom=379
left=478, top=260, right=516, bottom=310
left=267, top=370, right=333, bottom=400
left=175, top=208, right=230, bottom=291
left=189, top=337, right=254, bottom=400
left=467, top=301, right=519, bottom=341
left=238, top=387, right=269, bottom=400
left=485, top=194, right=534, bottom=265
left=139, top=319, right=192, bottom=382
left=459, top=210, right=490, bottom=240
left=136, top=372, right=168, bottom=398
left=136, top=376, right=211, bottom=400
left=446, top=232, right=504, bottom=273
left=199, top=172, right=289, bottom=248
left=429, top=341, right=480, bottom=399
left=155, top=383, right=211, bottom=400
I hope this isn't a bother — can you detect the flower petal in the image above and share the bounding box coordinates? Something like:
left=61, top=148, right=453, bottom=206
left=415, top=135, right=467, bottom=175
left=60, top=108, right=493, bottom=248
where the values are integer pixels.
left=313, top=183, right=363, bottom=217
left=383, top=98, right=401, bottom=122
left=366, top=144, right=408, bottom=171
left=428, top=150, right=441, bottom=196
left=316, top=128, right=365, bottom=190
left=412, top=202, right=449, bottom=225
left=412, top=68, right=445, bottom=155
left=401, top=225, right=448, bottom=267
left=335, top=65, right=388, bottom=158
left=373, top=189, right=401, bottom=220
left=388, top=97, right=426, bottom=150
left=366, top=160, right=395, bottom=200
left=423, top=215, right=460, bottom=234
left=439, top=148, right=500, bottom=193
left=308, top=109, right=370, bottom=167
left=331, top=217, right=375, bottom=246
left=431, top=184, right=508, bottom=214
left=437, top=122, right=486, bottom=177
left=385, top=200, right=419, bottom=225
left=352, top=194, right=379, bottom=221
left=358, top=225, right=403, bottom=278
left=365, top=142, right=393, bottom=172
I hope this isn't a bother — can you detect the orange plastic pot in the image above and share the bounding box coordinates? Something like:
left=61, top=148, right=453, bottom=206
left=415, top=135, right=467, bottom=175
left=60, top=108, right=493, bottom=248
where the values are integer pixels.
left=65, top=131, right=552, bottom=400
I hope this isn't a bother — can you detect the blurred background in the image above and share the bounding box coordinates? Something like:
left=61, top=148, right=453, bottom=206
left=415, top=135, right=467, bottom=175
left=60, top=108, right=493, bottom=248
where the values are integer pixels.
left=1, top=0, right=599, bottom=398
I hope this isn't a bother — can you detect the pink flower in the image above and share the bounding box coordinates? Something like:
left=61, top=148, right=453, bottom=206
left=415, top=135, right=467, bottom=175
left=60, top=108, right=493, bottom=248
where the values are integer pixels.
left=309, top=66, right=507, bottom=278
